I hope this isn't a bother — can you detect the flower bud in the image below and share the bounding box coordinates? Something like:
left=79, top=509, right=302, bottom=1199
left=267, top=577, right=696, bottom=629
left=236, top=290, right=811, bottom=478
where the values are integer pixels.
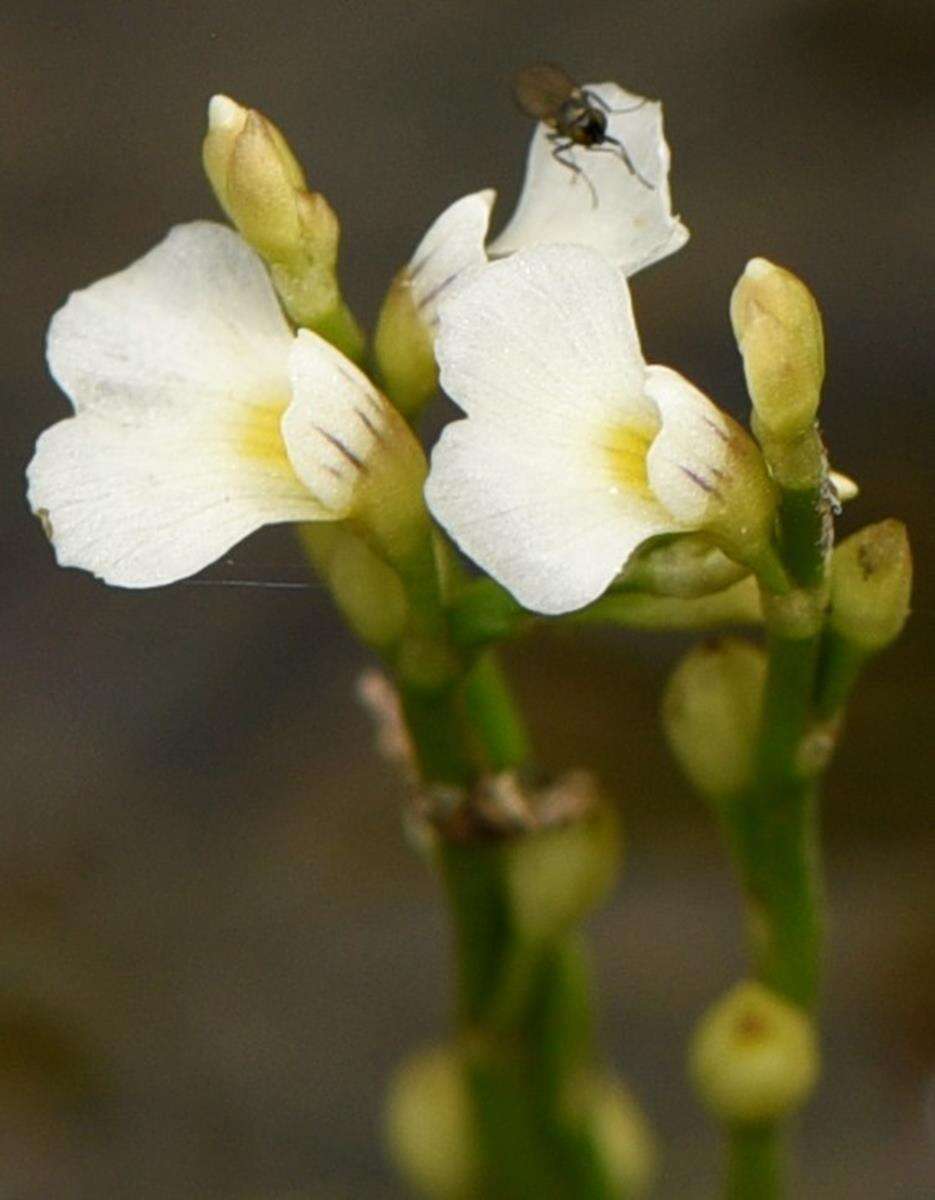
left=385, top=1046, right=476, bottom=1199
left=373, top=269, right=439, bottom=419
left=618, top=533, right=749, bottom=598
left=663, top=639, right=766, bottom=802
left=506, top=790, right=620, bottom=945
left=299, top=526, right=409, bottom=649
left=203, top=95, right=363, bottom=357
left=690, top=982, right=818, bottom=1124
left=730, top=258, right=825, bottom=440
left=830, top=519, right=912, bottom=653
left=588, top=1077, right=656, bottom=1198
left=204, top=96, right=309, bottom=261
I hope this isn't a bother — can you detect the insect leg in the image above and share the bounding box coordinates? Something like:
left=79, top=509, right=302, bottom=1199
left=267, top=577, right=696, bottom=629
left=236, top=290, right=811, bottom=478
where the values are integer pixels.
left=547, top=134, right=598, bottom=208
left=592, top=136, right=655, bottom=190
left=583, top=90, right=648, bottom=116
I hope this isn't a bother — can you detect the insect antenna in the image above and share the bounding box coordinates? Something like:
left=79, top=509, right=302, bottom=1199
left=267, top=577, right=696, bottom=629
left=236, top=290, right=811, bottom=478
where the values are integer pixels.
left=590, top=137, right=654, bottom=189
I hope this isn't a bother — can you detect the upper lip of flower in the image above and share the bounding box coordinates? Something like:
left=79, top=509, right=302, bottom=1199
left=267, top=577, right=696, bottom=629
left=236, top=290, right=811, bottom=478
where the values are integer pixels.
left=403, top=81, right=689, bottom=331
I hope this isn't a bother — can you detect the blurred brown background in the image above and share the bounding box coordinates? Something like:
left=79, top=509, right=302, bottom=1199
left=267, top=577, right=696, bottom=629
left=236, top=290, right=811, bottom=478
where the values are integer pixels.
left=2, top=1, right=933, bottom=1196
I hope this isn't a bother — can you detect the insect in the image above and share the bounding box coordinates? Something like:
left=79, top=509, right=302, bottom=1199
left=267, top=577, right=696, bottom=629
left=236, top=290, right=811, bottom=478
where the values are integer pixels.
left=512, top=63, right=653, bottom=204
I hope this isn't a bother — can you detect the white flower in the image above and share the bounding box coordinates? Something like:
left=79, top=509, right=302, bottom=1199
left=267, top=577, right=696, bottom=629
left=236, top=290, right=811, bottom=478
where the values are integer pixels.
left=405, top=83, right=687, bottom=327
left=28, top=221, right=416, bottom=588
left=425, top=244, right=773, bottom=616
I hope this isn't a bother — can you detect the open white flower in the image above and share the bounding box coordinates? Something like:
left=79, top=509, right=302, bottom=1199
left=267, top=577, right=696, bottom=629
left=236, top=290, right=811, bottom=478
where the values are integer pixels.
left=28, top=221, right=420, bottom=588
left=425, top=244, right=775, bottom=616
left=405, top=83, right=687, bottom=329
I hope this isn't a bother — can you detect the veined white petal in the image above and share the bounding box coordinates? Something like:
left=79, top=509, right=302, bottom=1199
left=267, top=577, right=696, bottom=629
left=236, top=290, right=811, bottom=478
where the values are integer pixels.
left=644, top=365, right=733, bottom=525
left=407, top=190, right=495, bottom=329
left=283, top=330, right=396, bottom=514
left=436, top=244, right=656, bottom=439
left=47, top=221, right=294, bottom=416
left=488, top=83, right=689, bottom=275
left=27, top=403, right=328, bottom=588
left=426, top=419, right=676, bottom=615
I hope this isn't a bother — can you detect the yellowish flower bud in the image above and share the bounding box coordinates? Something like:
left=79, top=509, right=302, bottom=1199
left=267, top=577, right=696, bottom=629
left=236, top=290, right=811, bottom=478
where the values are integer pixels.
left=588, top=1077, right=656, bottom=1199
left=373, top=269, right=439, bottom=419
left=690, top=982, right=819, bottom=1124
left=618, top=533, right=749, bottom=598
left=385, top=1046, right=476, bottom=1199
left=830, top=519, right=912, bottom=653
left=299, top=525, right=409, bottom=650
left=506, top=791, right=620, bottom=945
left=663, top=639, right=766, bottom=801
left=705, top=417, right=781, bottom=578
left=204, top=96, right=308, bottom=260
left=730, top=258, right=825, bottom=440
left=202, top=95, right=363, bottom=358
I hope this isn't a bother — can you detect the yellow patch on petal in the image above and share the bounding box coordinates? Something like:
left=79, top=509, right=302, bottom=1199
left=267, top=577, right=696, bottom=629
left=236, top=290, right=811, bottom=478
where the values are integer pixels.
left=601, top=423, right=655, bottom=499
left=236, top=400, right=290, bottom=467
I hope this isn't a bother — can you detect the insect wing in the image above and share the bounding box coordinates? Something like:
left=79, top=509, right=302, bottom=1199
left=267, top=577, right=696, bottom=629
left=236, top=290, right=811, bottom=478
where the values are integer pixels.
left=512, top=62, right=576, bottom=120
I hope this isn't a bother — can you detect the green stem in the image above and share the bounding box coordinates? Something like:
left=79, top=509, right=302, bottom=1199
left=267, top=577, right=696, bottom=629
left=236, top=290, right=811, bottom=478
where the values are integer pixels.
left=715, top=426, right=831, bottom=1194
left=729, top=589, right=826, bottom=1007
left=313, top=297, right=366, bottom=363
left=299, top=519, right=618, bottom=1196
left=727, top=1125, right=783, bottom=1200
left=441, top=844, right=620, bottom=1198
left=775, top=484, right=826, bottom=589
left=814, top=630, right=869, bottom=722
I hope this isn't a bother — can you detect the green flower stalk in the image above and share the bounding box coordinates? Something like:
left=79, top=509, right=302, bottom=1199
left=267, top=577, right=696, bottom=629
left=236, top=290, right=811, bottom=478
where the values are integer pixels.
left=662, top=257, right=911, bottom=1198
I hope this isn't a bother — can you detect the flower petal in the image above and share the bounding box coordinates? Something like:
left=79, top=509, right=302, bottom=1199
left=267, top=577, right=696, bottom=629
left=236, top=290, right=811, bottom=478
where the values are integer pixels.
left=644, top=366, right=734, bottom=525
left=27, top=403, right=327, bottom=588
left=47, top=221, right=294, bottom=415
left=435, top=243, right=656, bottom=439
left=406, top=190, right=495, bottom=330
left=488, top=83, right=689, bottom=275
left=426, top=418, right=675, bottom=615
left=283, top=329, right=398, bottom=514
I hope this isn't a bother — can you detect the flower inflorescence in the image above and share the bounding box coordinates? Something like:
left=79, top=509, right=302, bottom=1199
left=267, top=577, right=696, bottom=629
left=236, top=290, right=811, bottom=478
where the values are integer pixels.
left=28, top=80, right=777, bottom=616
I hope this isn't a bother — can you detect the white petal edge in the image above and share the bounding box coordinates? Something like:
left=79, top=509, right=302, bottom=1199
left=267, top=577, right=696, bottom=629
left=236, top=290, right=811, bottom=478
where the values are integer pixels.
left=47, top=221, right=294, bottom=417
left=435, top=243, right=657, bottom=440
left=407, top=190, right=496, bottom=330
left=283, top=329, right=396, bottom=515
left=27, top=404, right=329, bottom=588
left=488, top=82, right=689, bottom=276
left=426, top=418, right=677, bottom=615
left=644, top=365, right=733, bottom=526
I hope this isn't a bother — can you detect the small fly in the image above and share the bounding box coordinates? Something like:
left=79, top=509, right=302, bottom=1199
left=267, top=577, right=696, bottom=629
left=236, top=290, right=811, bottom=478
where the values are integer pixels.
left=512, top=63, right=653, bottom=205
